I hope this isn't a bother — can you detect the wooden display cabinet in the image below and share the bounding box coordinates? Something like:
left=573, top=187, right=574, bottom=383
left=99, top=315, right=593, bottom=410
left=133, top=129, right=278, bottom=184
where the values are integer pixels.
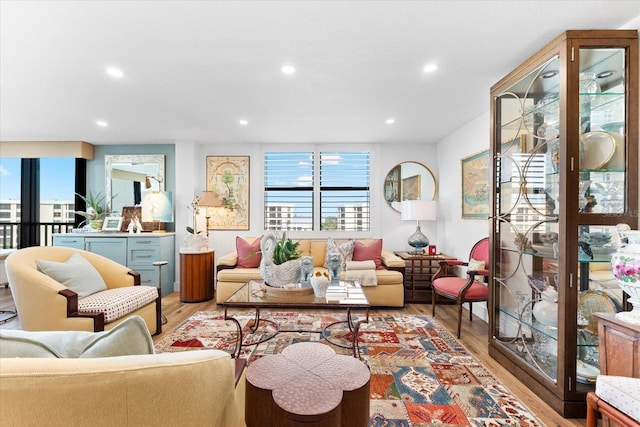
left=488, top=30, right=638, bottom=417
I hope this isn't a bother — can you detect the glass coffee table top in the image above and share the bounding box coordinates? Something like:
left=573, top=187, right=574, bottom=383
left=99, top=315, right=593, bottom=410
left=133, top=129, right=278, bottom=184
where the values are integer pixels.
left=224, top=279, right=369, bottom=308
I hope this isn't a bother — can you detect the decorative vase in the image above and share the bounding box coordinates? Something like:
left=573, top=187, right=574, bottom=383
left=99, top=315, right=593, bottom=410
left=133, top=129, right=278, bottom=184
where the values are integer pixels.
left=89, top=219, right=104, bottom=230
left=184, top=233, right=209, bottom=251
left=611, top=244, right=640, bottom=325
left=259, top=234, right=302, bottom=288
left=310, top=275, right=330, bottom=298
left=532, top=288, right=558, bottom=327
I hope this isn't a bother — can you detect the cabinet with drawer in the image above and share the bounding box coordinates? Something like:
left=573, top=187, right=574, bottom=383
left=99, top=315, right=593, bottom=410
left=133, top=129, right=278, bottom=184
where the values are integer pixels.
left=53, top=232, right=175, bottom=296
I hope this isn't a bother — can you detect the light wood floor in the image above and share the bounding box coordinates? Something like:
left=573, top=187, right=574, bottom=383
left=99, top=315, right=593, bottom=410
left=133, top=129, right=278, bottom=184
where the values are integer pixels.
left=0, top=286, right=586, bottom=426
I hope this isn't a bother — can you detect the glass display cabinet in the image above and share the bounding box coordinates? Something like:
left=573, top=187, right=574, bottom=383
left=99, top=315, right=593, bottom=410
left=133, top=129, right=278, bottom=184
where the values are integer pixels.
left=488, top=30, right=638, bottom=417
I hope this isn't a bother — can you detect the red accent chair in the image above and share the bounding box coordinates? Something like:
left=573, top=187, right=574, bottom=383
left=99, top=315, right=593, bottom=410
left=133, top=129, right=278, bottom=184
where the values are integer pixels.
left=431, top=238, right=489, bottom=338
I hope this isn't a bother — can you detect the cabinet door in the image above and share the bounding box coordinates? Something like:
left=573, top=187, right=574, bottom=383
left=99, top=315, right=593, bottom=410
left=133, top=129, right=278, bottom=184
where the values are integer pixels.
left=53, top=235, right=84, bottom=249
left=85, top=238, right=127, bottom=266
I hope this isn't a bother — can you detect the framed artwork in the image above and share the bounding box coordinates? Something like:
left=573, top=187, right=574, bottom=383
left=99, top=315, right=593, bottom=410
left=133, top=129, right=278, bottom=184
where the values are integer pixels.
left=102, top=216, right=123, bottom=232
left=384, top=164, right=401, bottom=205
left=461, top=149, right=491, bottom=219
left=401, top=174, right=421, bottom=200
left=461, top=136, right=525, bottom=219
left=206, top=156, right=250, bottom=230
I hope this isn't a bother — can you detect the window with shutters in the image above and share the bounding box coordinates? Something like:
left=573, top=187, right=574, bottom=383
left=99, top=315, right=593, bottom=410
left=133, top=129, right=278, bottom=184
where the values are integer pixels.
left=264, top=149, right=370, bottom=232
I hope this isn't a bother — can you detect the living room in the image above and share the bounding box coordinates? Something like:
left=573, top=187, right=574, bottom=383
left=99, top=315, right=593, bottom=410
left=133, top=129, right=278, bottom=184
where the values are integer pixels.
left=2, top=2, right=640, bottom=426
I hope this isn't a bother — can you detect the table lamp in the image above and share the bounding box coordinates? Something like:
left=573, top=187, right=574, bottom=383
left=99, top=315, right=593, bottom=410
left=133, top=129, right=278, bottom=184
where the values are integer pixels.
left=197, top=191, right=222, bottom=232
left=401, top=200, right=436, bottom=254
left=142, top=190, right=173, bottom=233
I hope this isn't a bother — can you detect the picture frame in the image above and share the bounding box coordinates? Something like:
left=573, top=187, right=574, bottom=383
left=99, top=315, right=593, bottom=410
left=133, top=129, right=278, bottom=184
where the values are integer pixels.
left=461, top=136, right=526, bottom=219
left=401, top=174, right=421, bottom=200
left=120, top=206, right=155, bottom=232
left=102, top=216, right=123, bottom=232
left=206, top=156, right=250, bottom=230
left=461, top=149, right=491, bottom=219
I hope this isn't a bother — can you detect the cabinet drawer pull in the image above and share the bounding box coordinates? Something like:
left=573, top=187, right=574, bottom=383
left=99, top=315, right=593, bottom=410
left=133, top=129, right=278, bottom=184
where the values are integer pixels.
left=136, top=255, right=153, bottom=258
left=141, top=279, right=153, bottom=283
left=59, top=240, right=78, bottom=243
left=134, top=240, right=152, bottom=244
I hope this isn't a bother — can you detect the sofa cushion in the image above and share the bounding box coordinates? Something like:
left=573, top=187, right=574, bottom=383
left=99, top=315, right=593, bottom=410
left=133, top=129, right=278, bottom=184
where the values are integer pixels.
left=353, top=239, right=383, bottom=269
left=236, top=236, right=261, bottom=268
left=0, top=315, right=154, bottom=358
left=323, top=237, right=354, bottom=270
left=36, top=252, right=107, bottom=298
left=79, top=286, right=158, bottom=323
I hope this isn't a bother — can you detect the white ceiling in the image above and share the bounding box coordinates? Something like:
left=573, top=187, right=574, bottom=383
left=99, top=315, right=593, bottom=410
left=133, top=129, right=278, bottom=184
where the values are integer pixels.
left=1, top=1, right=639, bottom=146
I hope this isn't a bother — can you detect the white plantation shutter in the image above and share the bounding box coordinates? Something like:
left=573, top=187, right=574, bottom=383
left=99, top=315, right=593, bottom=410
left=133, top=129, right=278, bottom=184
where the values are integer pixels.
left=264, top=149, right=370, bottom=231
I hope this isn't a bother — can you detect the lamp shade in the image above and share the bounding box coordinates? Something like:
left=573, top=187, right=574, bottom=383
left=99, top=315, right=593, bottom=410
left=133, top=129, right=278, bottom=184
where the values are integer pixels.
left=142, top=191, right=173, bottom=222
left=198, top=191, right=222, bottom=207
left=401, top=200, right=437, bottom=221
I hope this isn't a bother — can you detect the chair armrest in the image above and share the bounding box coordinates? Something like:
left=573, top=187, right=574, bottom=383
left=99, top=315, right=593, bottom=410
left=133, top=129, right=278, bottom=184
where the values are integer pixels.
left=433, top=259, right=463, bottom=281
left=381, top=250, right=405, bottom=268
left=467, top=268, right=489, bottom=277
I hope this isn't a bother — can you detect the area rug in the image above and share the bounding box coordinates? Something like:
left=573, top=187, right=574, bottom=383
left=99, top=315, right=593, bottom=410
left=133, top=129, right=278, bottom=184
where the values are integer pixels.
left=155, top=311, right=543, bottom=426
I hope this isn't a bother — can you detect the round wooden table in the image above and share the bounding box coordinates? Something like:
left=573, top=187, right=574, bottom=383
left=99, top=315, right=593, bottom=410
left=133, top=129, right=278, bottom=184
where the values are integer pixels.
left=179, top=248, right=214, bottom=302
left=245, top=342, right=370, bottom=427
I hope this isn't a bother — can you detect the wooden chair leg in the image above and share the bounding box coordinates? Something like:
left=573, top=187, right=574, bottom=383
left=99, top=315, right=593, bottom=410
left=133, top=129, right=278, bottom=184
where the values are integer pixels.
left=457, top=303, right=463, bottom=338
left=469, top=302, right=473, bottom=321
left=586, top=392, right=599, bottom=427
left=432, top=289, right=436, bottom=317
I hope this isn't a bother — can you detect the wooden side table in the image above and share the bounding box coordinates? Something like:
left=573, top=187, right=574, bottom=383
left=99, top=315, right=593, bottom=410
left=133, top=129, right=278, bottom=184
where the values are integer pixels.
left=179, top=248, right=215, bottom=303
left=595, top=312, right=640, bottom=378
left=394, top=251, right=457, bottom=303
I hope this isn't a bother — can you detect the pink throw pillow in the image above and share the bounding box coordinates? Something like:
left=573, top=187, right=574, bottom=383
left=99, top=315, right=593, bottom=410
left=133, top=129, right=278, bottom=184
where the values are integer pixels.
left=352, top=240, right=383, bottom=270
left=236, top=236, right=261, bottom=268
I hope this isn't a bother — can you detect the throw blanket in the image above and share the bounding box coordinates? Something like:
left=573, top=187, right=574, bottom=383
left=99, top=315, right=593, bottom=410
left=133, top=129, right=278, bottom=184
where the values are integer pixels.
left=345, top=260, right=377, bottom=286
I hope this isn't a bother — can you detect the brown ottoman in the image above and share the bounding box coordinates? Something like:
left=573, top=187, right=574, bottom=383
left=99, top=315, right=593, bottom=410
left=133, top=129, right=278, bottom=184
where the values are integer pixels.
left=245, top=342, right=370, bottom=427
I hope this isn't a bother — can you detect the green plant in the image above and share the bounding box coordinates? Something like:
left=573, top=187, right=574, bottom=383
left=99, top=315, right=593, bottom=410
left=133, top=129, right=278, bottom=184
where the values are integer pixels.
left=74, top=191, right=113, bottom=221
left=272, top=232, right=301, bottom=265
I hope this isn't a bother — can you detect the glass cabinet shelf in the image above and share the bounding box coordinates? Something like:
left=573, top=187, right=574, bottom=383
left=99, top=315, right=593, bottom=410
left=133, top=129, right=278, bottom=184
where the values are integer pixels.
left=488, top=30, right=638, bottom=418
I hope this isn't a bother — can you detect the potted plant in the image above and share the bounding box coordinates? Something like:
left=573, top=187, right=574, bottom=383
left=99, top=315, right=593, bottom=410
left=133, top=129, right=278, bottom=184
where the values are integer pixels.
left=74, top=191, right=113, bottom=230
left=259, top=232, right=302, bottom=287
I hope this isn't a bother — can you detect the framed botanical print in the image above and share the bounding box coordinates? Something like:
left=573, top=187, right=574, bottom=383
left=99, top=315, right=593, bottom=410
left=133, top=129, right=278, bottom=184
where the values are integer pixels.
left=205, top=156, right=250, bottom=230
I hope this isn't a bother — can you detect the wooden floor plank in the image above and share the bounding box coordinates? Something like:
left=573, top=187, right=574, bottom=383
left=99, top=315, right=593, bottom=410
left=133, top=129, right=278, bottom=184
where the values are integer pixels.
left=0, top=287, right=585, bottom=426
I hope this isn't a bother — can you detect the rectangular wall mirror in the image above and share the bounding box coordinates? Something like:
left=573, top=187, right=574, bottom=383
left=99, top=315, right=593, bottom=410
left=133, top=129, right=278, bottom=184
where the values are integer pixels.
left=105, top=154, right=165, bottom=214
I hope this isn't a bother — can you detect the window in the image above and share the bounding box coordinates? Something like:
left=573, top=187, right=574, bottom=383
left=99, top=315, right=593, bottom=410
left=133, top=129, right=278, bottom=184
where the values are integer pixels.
left=264, top=149, right=370, bottom=231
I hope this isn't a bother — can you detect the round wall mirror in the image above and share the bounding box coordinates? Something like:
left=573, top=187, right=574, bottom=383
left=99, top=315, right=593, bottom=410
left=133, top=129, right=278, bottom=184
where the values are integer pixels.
left=384, top=161, right=437, bottom=212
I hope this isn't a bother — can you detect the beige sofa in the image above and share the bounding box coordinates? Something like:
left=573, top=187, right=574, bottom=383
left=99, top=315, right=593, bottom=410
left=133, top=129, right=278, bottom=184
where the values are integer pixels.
left=5, top=246, right=161, bottom=335
left=0, top=350, right=246, bottom=426
left=216, top=238, right=406, bottom=307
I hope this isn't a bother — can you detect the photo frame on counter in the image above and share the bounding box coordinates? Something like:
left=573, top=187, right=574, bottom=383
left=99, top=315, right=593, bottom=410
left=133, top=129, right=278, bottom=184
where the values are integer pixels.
left=205, top=156, right=250, bottom=230
left=102, top=216, right=123, bottom=232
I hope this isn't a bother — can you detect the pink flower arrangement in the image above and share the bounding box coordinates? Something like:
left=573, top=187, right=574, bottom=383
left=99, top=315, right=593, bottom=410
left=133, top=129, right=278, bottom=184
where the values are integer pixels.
left=611, top=254, right=640, bottom=283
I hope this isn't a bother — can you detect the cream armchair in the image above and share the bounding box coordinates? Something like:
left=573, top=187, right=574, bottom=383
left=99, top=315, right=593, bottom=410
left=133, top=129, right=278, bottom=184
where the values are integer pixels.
left=5, top=246, right=161, bottom=335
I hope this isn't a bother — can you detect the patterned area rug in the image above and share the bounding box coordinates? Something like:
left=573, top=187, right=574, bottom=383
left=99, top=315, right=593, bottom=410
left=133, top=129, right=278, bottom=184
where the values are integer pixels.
left=155, top=311, right=543, bottom=426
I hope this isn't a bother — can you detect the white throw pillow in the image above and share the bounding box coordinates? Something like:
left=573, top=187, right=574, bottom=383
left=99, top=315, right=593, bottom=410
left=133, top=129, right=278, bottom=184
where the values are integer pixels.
left=467, top=258, right=486, bottom=282
left=0, top=315, right=154, bottom=358
left=36, top=252, right=107, bottom=298
left=323, top=237, right=355, bottom=270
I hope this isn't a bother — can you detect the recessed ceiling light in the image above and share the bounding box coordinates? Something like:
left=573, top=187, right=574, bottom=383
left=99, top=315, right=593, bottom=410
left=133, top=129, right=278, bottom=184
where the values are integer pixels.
left=541, top=70, right=558, bottom=79
left=106, top=67, right=124, bottom=78
left=239, top=119, right=249, bottom=126
left=422, top=64, right=437, bottom=73
left=281, top=64, right=296, bottom=75
left=96, top=120, right=108, bottom=127
left=386, top=118, right=395, bottom=124
left=596, top=70, right=615, bottom=79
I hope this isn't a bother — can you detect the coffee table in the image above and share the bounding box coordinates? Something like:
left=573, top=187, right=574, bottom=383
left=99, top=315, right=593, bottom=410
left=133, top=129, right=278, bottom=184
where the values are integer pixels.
left=223, top=279, right=370, bottom=359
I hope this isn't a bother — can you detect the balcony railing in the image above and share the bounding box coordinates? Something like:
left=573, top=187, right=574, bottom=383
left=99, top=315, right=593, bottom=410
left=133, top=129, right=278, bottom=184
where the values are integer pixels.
left=0, top=222, right=74, bottom=249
